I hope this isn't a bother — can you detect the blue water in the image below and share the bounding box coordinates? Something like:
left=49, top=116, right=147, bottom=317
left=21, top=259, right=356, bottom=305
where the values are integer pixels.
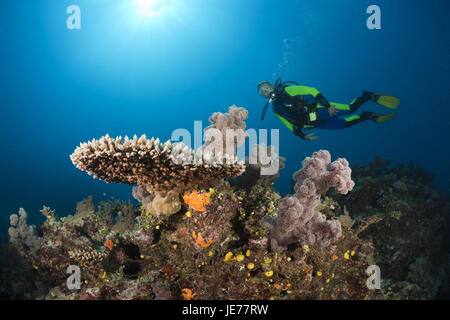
left=1, top=0, right=449, bottom=240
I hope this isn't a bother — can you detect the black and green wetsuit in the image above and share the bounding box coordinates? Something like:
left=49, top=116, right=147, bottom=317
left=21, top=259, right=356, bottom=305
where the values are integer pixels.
left=271, top=85, right=376, bottom=139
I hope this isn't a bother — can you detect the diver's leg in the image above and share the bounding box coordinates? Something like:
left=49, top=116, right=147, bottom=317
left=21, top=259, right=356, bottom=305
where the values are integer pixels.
left=348, top=91, right=374, bottom=113
left=344, top=112, right=374, bottom=128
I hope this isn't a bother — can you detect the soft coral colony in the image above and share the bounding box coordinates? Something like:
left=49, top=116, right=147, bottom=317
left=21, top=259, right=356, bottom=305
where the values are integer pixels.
left=3, top=105, right=449, bottom=300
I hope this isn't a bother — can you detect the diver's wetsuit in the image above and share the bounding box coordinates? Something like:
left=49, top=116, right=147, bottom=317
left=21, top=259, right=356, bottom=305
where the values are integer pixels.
left=271, top=85, right=374, bottom=139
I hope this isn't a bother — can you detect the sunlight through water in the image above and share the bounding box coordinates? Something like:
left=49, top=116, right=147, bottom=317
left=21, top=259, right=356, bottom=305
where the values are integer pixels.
left=133, top=0, right=173, bottom=18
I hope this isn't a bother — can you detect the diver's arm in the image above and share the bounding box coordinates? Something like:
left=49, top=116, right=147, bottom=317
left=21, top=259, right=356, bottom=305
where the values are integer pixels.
left=285, top=85, right=332, bottom=110
left=315, top=93, right=332, bottom=109
left=293, top=126, right=306, bottom=139
left=294, top=128, right=318, bottom=141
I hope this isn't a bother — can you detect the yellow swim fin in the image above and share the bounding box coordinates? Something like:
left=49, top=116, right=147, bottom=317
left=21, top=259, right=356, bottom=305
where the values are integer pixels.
left=374, top=94, right=400, bottom=109
left=374, top=112, right=397, bottom=123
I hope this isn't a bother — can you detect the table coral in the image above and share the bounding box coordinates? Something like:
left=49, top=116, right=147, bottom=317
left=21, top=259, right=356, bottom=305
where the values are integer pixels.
left=70, top=134, right=245, bottom=216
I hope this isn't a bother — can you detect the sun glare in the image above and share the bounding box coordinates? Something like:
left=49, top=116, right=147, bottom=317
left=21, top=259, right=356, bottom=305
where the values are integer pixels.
left=133, top=0, right=173, bottom=18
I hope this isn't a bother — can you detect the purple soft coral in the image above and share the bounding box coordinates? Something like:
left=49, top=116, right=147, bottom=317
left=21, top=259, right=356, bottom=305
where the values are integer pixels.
left=203, top=105, right=248, bottom=156
left=264, top=150, right=355, bottom=251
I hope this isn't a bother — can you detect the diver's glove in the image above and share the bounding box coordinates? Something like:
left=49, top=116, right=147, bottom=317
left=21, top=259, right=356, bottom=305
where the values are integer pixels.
left=304, top=133, right=318, bottom=141
left=327, top=105, right=338, bottom=116
left=294, top=126, right=318, bottom=141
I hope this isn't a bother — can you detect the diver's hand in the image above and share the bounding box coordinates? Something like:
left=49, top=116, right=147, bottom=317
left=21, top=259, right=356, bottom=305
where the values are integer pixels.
left=304, top=133, right=318, bottom=141
left=328, top=106, right=338, bottom=116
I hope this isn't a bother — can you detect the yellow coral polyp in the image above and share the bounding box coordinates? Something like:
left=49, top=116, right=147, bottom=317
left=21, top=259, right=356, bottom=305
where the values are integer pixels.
left=265, top=270, right=274, bottom=277
left=235, top=254, right=245, bottom=262
left=183, top=190, right=211, bottom=212
left=247, top=263, right=255, bottom=270
left=224, top=252, right=234, bottom=262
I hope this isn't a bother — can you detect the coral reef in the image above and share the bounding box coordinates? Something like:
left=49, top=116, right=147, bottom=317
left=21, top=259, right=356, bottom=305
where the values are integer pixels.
left=0, top=149, right=378, bottom=300
left=263, top=150, right=354, bottom=251
left=0, top=181, right=378, bottom=300
left=1, top=106, right=448, bottom=300
left=2, top=152, right=449, bottom=300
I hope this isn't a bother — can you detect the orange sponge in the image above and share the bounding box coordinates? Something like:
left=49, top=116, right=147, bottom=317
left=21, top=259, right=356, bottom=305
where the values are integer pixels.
left=182, top=190, right=211, bottom=212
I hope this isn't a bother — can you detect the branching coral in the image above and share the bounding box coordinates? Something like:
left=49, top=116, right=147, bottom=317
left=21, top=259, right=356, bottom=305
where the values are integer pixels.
left=8, top=208, right=41, bottom=256
left=70, top=134, right=245, bottom=216
left=263, top=150, right=355, bottom=251
left=68, top=247, right=109, bottom=269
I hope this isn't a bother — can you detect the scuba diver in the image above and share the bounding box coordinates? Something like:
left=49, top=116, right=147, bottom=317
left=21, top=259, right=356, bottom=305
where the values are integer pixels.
left=258, top=78, right=400, bottom=141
